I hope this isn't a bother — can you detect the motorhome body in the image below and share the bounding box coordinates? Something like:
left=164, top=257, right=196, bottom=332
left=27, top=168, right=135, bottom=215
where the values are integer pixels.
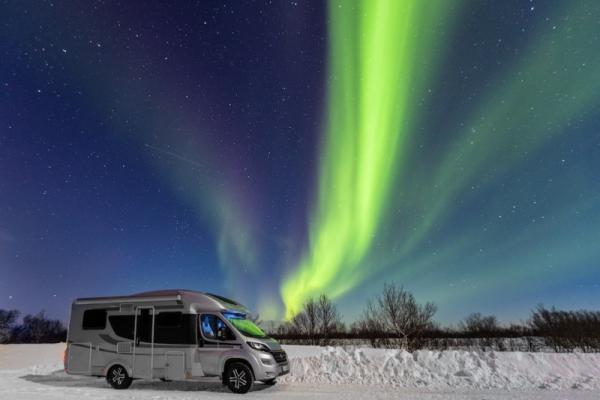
left=65, top=290, right=288, bottom=393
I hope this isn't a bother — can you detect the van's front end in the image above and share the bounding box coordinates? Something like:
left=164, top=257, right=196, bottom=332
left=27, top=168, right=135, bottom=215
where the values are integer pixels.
left=222, top=311, right=290, bottom=382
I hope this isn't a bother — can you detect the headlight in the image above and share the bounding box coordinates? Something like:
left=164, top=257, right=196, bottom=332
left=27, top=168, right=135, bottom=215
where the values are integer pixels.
left=247, top=341, right=271, bottom=352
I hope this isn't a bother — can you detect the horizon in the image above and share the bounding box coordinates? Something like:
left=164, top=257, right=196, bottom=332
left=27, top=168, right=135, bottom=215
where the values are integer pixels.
left=1, top=285, right=595, bottom=328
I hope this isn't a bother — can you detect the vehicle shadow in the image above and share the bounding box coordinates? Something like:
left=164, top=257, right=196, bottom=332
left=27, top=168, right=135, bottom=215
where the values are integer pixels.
left=21, top=369, right=272, bottom=393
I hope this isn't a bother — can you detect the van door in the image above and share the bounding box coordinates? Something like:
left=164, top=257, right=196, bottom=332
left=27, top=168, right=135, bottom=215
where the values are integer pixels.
left=197, top=314, right=239, bottom=376
left=132, top=307, right=155, bottom=378
left=165, top=351, right=185, bottom=380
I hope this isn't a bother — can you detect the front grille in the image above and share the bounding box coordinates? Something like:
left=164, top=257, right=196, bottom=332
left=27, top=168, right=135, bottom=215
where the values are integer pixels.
left=272, top=350, right=287, bottom=364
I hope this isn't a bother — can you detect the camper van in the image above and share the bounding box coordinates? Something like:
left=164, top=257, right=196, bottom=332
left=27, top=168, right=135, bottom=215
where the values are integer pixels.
left=64, top=290, right=289, bottom=394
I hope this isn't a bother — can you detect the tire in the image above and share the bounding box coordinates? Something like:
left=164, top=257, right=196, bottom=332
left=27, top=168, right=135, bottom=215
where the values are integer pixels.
left=226, top=362, right=254, bottom=394
left=261, top=378, right=277, bottom=386
left=106, top=365, right=132, bottom=389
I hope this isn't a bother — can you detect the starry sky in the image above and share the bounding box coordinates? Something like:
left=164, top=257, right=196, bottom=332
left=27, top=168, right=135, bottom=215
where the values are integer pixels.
left=1, top=1, right=599, bottom=324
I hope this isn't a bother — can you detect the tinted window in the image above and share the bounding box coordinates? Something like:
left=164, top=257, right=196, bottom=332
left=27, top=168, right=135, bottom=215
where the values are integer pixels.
left=156, top=312, right=182, bottom=328
left=136, top=309, right=153, bottom=343
left=82, top=309, right=106, bottom=330
left=109, top=313, right=195, bottom=344
left=155, top=313, right=196, bottom=344
left=200, top=314, right=235, bottom=341
left=109, top=315, right=134, bottom=340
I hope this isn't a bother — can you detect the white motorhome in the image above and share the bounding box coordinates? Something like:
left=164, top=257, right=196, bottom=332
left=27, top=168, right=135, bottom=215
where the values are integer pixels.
left=64, top=290, right=289, bottom=393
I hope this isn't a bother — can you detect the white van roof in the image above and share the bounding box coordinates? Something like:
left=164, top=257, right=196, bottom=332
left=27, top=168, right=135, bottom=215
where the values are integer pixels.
left=73, top=289, right=249, bottom=313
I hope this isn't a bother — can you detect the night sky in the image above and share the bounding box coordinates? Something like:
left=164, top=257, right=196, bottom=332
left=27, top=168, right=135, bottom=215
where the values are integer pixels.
left=1, top=1, right=599, bottom=324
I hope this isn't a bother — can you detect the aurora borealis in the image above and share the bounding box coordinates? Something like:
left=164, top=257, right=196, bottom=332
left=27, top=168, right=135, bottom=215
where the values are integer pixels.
left=1, top=1, right=600, bottom=323
left=281, top=0, right=457, bottom=316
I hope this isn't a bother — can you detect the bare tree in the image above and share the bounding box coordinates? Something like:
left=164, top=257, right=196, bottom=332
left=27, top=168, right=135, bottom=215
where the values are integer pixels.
left=276, top=320, right=296, bottom=336
left=287, top=298, right=319, bottom=344
left=357, top=299, right=388, bottom=348
left=263, top=320, right=278, bottom=335
left=282, top=295, right=343, bottom=345
left=290, top=310, right=307, bottom=335
left=303, top=298, right=319, bottom=344
left=529, top=305, right=600, bottom=352
left=14, top=311, right=66, bottom=343
left=0, top=309, right=20, bottom=343
left=459, top=313, right=499, bottom=334
left=26, top=311, right=51, bottom=343
left=381, top=283, right=436, bottom=348
left=316, top=294, right=342, bottom=345
left=358, top=283, right=437, bottom=349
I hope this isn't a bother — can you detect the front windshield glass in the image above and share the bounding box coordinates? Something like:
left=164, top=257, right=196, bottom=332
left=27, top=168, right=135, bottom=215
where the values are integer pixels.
left=223, top=311, right=267, bottom=338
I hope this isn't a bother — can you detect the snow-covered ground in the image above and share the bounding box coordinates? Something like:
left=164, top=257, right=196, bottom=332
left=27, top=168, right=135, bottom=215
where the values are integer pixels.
left=1, top=343, right=599, bottom=399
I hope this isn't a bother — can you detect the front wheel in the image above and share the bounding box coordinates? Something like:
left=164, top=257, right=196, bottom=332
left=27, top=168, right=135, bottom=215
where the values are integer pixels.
left=226, top=362, right=254, bottom=394
left=106, top=365, right=132, bottom=389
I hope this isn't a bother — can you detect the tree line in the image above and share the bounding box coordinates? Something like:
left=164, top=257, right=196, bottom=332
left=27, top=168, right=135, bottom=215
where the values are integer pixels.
left=2, top=282, right=600, bottom=352
left=0, top=310, right=66, bottom=343
left=269, top=282, right=600, bottom=353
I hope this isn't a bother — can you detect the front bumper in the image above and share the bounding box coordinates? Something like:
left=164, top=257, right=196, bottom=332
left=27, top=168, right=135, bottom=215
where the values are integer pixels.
left=278, top=361, right=290, bottom=376
left=251, top=349, right=290, bottom=380
left=272, top=350, right=289, bottom=376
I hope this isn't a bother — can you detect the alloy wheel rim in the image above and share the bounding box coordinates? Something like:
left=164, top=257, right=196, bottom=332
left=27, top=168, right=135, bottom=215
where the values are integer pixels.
left=112, top=367, right=125, bottom=385
left=229, top=368, right=247, bottom=389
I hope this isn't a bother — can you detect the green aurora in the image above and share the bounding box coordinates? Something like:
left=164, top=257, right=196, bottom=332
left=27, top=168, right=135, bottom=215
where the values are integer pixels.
left=3, top=0, right=600, bottom=322
left=281, top=0, right=600, bottom=318
left=281, top=0, right=457, bottom=317
left=400, top=0, right=600, bottom=259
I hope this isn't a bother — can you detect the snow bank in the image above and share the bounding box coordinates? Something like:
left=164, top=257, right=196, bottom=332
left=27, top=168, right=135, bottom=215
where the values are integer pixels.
left=0, top=343, right=64, bottom=372
left=1, top=344, right=599, bottom=391
left=280, top=346, right=600, bottom=390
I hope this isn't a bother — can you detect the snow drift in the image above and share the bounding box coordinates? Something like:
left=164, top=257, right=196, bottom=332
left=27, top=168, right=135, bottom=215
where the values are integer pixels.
left=1, top=344, right=599, bottom=392
left=280, top=346, right=600, bottom=390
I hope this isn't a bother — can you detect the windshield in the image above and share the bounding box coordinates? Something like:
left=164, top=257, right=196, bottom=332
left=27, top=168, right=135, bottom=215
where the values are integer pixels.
left=223, top=311, right=267, bottom=338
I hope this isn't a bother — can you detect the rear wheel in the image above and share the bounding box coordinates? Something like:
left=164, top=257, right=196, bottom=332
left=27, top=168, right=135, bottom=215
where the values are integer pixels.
left=226, top=362, right=254, bottom=394
left=106, top=365, right=132, bottom=389
left=261, top=378, right=277, bottom=386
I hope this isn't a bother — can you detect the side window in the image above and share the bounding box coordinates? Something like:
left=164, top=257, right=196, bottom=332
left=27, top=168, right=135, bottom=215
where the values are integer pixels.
left=109, top=312, right=195, bottom=344
left=156, top=312, right=182, bottom=328
left=109, top=315, right=135, bottom=340
left=155, top=312, right=195, bottom=345
left=200, top=314, right=235, bottom=341
left=136, top=309, right=153, bottom=343
left=82, top=309, right=107, bottom=330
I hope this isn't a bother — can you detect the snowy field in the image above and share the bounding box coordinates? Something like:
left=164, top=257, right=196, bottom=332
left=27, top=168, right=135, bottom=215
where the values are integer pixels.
left=1, top=344, right=600, bottom=399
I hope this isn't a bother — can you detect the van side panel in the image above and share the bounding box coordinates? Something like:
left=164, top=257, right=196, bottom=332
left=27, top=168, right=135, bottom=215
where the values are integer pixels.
left=67, top=300, right=200, bottom=380
left=165, top=352, right=186, bottom=380
left=67, top=342, right=91, bottom=374
left=67, top=304, right=109, bottom=375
